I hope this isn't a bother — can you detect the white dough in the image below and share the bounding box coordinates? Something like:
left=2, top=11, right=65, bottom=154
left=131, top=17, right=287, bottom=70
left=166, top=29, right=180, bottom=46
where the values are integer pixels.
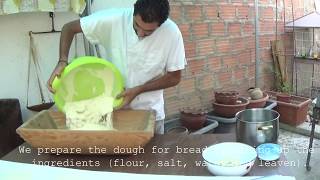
left=64, top=95, right=115, bottom=130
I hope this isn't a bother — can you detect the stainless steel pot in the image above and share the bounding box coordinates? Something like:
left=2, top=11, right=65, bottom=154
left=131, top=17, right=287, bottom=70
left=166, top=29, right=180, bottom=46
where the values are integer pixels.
left=236, top=109, right=279, bottom=147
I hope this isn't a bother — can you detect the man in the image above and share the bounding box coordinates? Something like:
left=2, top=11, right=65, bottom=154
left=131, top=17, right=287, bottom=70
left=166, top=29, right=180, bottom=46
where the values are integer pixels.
left=47, top=0, right=186, bottom=134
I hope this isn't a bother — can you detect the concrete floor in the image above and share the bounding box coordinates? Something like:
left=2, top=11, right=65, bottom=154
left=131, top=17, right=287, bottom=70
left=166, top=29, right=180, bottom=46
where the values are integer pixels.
left=278, top=129, right=320, bottom=180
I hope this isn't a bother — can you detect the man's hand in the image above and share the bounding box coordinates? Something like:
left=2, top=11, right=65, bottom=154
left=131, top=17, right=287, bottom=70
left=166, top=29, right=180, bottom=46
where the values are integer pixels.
left=47, top=61, right=68, bottom=93
left=116, top=86, right=142, bottom=109
left=47, top=20, right=82, bottom=93
left=115, top=71, right=181, bottom=109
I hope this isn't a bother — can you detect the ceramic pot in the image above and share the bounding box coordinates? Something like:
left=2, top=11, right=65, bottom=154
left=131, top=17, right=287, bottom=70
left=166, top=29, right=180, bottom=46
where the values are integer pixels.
left=247, top=92, right=269, bottom=109
left=180, top=108, right=207, bottom=130
left=212, top=97, right=249, bottom=118
left=214, top=91, right=239, bottom=105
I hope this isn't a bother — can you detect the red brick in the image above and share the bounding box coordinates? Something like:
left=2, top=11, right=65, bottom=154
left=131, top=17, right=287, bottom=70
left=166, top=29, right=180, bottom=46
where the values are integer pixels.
left=200, top=75, right=214, bottom=90
left=219, top=4, right=236, bottom=19
left=230, top=37, right=245, bottom=52
left=246, top=37, right=255, bottom=49
left=192, top=23, right=209, bottom=39
left=277, top=22, right=285, bottom=34
left=236, top=5, right=250, bottom=19
left=178, top=24, right=190, bottom=40
left=183, top=95, right=202, bottom=109
left=231, top=0, right=243, bottom=4
left=243, top=23, right=254, bottom=35
left=216, top=39, right=230, bottom=53
left=179, top=78, right=195, bottom=94
left=197, top=39, right=215, bottom=56
left=204, top=5, right=218, bottom=19
left=259, top=35, right=273, bottom=48
left=262, top=74, right=275, bottom=90
left=234, top=68, right=247, bottom=80
left=250, top=49, right=256, bottom=62
left=170, top=5, right=183, bottom=21
left=207, top=56, right=221, bottom=71
left=185, top=5, right=202, bottom=21
left=261, top=7, right=274, bottom=19
left=228, top=22, right=241, bottom=36
left=260, top=21, right=275, bottom=34
left=164, top=86, right=177, bottom=98
left=187, top=59, right=206, bottom=76
left=260, top=49, right=273, bottom=62
left=211, top=22, right=225, bottom=35
left=223, top=55, right=238, bottom=68
left=184, top=41, right=196, bottom=58
left=164, top=98, right=182, bottom=116
left=249, top=64, right=256, bottom=77
left=259, top=0, right=270, bottom=5
left=238, top=50, right=253, bottom=65
left=218, top=71, right=232, bottom=85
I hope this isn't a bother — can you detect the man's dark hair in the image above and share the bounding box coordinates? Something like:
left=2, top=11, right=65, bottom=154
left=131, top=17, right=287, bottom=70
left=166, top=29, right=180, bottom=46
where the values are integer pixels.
left=133, top=0, right=170, bottom=26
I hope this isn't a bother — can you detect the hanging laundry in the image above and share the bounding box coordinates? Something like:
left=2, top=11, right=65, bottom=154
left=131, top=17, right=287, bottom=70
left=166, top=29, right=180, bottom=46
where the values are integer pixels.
left=0, top=0, right=86, bottom=15
left=3, top=0, right=20, bottom=14
left=38, top=0, right=55, bottom=12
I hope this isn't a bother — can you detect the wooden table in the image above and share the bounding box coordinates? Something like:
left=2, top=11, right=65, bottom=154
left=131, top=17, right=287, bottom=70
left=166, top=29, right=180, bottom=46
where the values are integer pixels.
left=2, top=134, right=292, bottom=176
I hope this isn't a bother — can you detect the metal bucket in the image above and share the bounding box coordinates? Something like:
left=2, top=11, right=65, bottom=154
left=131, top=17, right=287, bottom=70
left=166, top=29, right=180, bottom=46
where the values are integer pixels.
left=236, top=109, right=279, bottom=147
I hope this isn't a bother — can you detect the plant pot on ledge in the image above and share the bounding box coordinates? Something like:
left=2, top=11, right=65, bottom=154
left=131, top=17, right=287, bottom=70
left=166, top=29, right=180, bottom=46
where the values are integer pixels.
left=265, top=91, right=311, bottom=126
left=212, top=97, right=249, bottom=118
left=214, top=91, right=239, bottom=105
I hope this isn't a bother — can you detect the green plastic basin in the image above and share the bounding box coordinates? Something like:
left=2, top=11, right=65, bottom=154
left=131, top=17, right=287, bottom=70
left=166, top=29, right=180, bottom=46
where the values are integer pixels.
left=52, top=56, right=124, bottom=112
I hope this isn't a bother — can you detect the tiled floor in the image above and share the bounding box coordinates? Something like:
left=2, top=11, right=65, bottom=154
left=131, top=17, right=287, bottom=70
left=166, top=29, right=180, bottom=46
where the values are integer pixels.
left=278, top=129, right=320, bottom=180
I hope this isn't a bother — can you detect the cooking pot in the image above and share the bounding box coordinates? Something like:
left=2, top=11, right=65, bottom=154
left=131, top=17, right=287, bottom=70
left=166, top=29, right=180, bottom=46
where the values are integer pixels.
left=236, top=109, right=279, bottom=147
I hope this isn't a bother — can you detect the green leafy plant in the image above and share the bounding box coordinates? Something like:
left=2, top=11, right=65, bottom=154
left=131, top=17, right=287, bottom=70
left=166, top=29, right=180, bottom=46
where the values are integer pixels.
left=279, top=82, right=292, bottom=94
left=274, top=72, right=292, bottom=94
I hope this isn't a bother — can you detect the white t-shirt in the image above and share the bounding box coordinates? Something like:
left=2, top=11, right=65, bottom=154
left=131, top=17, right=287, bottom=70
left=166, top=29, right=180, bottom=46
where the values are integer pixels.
left=80, top=8, right=186, bottom=120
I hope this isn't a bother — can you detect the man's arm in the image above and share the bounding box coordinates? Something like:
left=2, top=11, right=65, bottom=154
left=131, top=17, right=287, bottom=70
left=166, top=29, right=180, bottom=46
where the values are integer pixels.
left=59, top=20, right=83, bottom=62
left=117, top=70, right=181, bottom=107
left=47, top=20, right=82, bottom=93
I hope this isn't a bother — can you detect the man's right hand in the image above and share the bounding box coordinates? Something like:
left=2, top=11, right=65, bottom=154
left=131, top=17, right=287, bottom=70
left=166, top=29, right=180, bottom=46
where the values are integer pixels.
left=47, top=61, right=68, bottom=93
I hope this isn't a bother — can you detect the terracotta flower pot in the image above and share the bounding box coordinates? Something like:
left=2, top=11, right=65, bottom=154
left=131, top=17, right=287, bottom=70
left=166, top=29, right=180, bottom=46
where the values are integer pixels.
left=180, top=108, right=207, bottom=131
left=265, top=90, right=311, bottom=126
left=247, top=92, right=269, bottom=109
left=212, top=97, right=249, bottom=118
left=214, top=91, right=239, bottom=105
left=276, top=93, right=291, bottom=103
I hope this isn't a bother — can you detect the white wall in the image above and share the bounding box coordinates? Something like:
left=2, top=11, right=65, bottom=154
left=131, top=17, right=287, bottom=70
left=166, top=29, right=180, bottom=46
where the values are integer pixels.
left=0, top=0, right=137, bottom=121
left=0, top=12, right=85, bottom=121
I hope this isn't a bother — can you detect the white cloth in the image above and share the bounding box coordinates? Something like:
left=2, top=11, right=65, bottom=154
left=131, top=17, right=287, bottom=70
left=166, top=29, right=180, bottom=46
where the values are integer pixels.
left=80, top=8, right=186, bottom=120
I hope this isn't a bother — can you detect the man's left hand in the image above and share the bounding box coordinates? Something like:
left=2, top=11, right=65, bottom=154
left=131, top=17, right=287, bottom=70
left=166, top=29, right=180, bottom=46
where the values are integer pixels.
left=116, top=86, right=142, bottom=109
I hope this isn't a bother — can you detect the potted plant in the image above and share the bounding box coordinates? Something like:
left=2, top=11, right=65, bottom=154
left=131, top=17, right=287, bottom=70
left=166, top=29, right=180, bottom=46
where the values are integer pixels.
left=265, top=87, right=311, bottom=126
left=276, top=82, right=292, bottom=103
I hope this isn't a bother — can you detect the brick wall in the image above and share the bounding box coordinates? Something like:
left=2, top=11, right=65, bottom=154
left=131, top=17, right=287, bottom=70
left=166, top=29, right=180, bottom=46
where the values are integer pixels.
left=164, top=0, right=313, bottom=118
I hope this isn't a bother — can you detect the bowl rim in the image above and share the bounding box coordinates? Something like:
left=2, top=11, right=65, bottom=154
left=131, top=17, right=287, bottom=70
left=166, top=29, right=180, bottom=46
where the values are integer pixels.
left=235, top=109, right=280, bottom=124
left=52, top=56, right=125, bottom=112
left=212, top=97, right=249, bottom=107
left=204, top=158, right=256, bottom=167
left=202, top=142, right=257, bottom=167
